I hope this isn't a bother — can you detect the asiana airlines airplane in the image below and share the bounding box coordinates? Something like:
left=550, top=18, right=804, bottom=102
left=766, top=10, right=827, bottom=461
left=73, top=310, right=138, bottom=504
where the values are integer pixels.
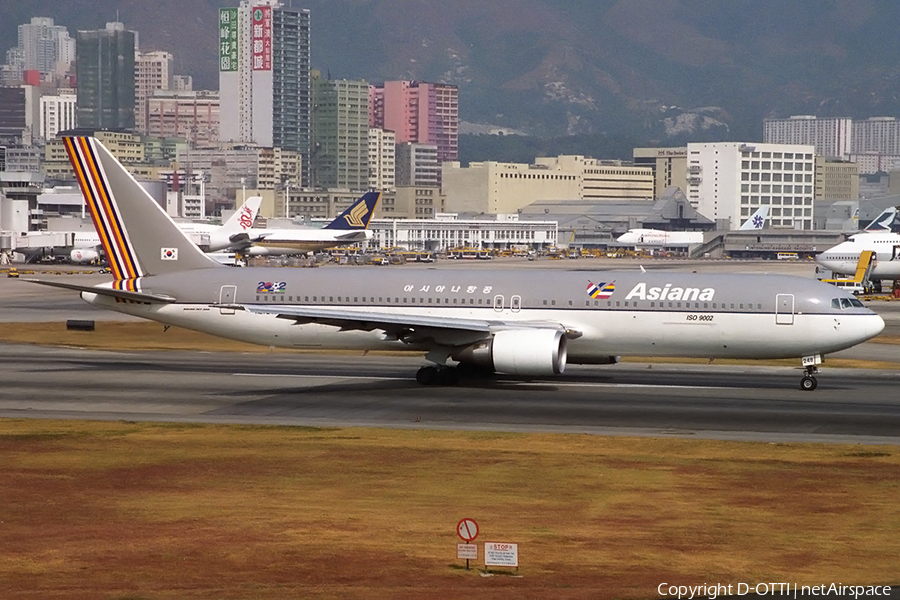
left=27, top=137, right=885, bottom=391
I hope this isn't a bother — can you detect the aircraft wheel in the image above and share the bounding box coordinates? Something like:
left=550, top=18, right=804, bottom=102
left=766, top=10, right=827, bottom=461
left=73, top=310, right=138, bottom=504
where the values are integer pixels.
left=416, top=366, right=438, bottom=385
left=800, top=375, right=818, bottom=391
left=436, top=367, right=460, bottom=386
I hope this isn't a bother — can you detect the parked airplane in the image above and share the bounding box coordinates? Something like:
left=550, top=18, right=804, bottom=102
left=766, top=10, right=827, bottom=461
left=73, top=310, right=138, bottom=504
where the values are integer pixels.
left=815, top=207, right=900, bottom=287
left=67, top=196, right=263, bottom=264
left=211, top=191, right=380, bottom=256
left=616, top=206, right=769, bottom=247
left=816, top=232, right=900, bottom=285
left=28, top=138, right=885, bottom=391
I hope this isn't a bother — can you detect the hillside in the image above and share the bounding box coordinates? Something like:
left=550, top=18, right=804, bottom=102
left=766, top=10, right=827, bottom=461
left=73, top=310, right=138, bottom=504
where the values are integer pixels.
left=2, top=0, right=900, bottom=145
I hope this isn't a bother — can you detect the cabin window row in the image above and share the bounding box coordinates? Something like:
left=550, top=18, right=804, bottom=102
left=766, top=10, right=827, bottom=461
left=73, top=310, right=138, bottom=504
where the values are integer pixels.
left=253, top=295, right=764, bottom=311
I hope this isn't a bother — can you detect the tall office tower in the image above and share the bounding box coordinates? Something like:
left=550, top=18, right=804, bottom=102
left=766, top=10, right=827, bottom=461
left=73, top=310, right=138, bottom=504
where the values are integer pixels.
left=369, top=81, right=458, bottom=175
left=311, top=76, right=369, bottom=191
left=368, top=128, right=395, bottom=192
left=39, top=90, right=77, bottom=140
left=219, top=1, right=310, bottom=183
left=763, top=115, right=852, bottom=159
left=851, top=117, right=900, bottom=155
left=17, top=17, right=74, bottom=79
left=75, top=22, right=136, bottom=129
left=135, top=50, right=173, bottom=133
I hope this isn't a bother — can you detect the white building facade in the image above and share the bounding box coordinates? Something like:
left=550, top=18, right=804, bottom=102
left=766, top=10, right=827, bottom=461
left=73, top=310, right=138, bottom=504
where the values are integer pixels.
left=364, top=214, right=558, bottom=251
left=763, top=115, right=852, bottom=159
left=686, top=142, right=816, bottom=230
left=39, top=90, right=77, bottom=141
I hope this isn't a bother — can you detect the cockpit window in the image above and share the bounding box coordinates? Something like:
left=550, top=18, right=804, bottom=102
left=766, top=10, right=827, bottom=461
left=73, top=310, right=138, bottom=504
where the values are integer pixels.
left=833, top=297, right=866, bottom=309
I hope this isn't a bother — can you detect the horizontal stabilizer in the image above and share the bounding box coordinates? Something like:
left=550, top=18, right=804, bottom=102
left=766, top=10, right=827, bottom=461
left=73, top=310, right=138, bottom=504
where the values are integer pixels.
left=24, top=279, right=176, bottom=304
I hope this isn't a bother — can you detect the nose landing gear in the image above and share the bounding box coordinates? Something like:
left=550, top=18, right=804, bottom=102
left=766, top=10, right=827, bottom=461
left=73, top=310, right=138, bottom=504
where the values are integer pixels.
left=800, top=354, right=822, bottom=391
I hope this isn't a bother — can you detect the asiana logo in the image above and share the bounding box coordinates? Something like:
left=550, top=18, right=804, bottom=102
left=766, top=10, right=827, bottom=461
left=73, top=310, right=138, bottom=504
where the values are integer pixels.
left=624, top=282, right=716, bottom=301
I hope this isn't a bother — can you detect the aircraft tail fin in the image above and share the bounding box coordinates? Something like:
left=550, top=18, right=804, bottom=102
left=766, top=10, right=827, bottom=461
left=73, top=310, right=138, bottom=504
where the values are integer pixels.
left=863, top=206, right=898, bottom=232
left=221, top=196, right=262, bottom=235
left=324, top=191, right=380, bottom=230
left=739, top=205, right=769, bottom=230
left=63, top=136, right=221, bottom=278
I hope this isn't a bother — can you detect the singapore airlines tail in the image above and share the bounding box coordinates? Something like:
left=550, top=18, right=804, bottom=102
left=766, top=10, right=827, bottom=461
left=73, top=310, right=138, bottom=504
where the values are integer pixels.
left=323, top=191, right=380, bottom=230
left=738, top=206, right=770, bottom=230
left=63, top=136, right=221, bottom=279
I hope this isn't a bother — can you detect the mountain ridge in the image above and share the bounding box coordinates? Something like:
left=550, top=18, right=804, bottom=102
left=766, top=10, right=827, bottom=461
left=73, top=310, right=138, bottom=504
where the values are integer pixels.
left=2, top=0, right=899, bottom=144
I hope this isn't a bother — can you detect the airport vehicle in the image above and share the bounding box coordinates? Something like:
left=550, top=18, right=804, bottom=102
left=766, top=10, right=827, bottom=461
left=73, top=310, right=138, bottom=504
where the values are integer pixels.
left=820, top=278, right=869, bottom=296
left=66, top=196, right=263, bottom=264
left=28, top=137, right=886, bottom=391
left=212, top=192, right=380, bottom=256
left=616, top=206, right=769, bottom=248
left=776, top=252, right=799, bottom=260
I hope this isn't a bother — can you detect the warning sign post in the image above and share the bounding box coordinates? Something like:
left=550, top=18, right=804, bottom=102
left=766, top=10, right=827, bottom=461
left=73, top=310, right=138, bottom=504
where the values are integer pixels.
left=484, top=542, right=518, bottom=568
left=455, top=518, right=479, bottom=570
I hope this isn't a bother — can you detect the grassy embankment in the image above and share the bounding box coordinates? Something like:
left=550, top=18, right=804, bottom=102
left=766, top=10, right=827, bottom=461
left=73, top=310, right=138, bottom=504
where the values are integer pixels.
left=1, top=420, right=899, bottom=599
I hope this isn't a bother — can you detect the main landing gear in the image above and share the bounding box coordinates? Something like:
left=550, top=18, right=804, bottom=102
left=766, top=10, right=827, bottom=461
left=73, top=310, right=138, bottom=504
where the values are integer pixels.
left=416, top=365, right=460, bottom=386
left=415, top=362, right=496, bottom=386
left=800, top=354, right=822, bottom=391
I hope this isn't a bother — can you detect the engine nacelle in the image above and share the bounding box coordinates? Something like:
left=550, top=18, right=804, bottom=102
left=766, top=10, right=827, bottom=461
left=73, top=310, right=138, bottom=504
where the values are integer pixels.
left=453, top=329, right=567, bottom=376
left=70, top=248, right=99, bottom=264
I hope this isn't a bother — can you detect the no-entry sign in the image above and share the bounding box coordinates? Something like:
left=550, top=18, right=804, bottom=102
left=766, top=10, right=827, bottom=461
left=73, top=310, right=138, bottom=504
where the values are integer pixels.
left=456, top=518, right=479, bottom=542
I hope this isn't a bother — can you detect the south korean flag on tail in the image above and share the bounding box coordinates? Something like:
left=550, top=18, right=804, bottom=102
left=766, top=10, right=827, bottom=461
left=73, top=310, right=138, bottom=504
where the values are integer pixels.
left=161, top=247, right=178, bottom=260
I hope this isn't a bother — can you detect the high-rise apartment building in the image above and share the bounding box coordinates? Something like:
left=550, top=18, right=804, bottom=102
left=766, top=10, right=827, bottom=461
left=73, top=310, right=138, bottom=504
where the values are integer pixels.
left=763, top=115, right=852, bottom=159
left=368, top=128, right=395, bottom=192
left=396, top=143, right=439, bottom=187
left=75, top=22, right=136, bottom=129
left=311, top=76, right=369, bottom=191
left=369, top=80, right=458, bottom=182
left=135, top=50, right=173, bottom=133
left=219, top=1, right=311, bottom=183
left=686, top=142, right=816, bottom=230
left=16, top=17, right=74, bottom=79
left=851, top=117, right=900, bottom=156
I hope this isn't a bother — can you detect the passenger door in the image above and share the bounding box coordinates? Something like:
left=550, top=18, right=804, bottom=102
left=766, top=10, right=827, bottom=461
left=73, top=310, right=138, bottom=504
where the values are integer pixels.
left=775, top=294, right=794, bottom=325
left=219, top=285, right=237, bottom=315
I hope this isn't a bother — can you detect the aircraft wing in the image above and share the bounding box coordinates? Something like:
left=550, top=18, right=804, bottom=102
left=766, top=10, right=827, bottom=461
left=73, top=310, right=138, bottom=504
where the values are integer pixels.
left=333, top=231, right=371, bottom=241
left=231, top=304, right=580, bottom=346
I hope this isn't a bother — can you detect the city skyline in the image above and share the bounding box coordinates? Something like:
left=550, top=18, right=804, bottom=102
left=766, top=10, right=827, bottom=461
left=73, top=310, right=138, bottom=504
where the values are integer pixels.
left=3, top=1, right=900, bottom=144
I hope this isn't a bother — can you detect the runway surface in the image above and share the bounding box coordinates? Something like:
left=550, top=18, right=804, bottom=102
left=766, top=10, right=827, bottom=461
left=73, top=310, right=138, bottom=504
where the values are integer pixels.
left=2, top=344, right=899, bottom=445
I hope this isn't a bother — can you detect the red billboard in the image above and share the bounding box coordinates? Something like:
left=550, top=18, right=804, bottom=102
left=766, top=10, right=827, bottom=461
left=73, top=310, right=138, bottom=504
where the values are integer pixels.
left=251, top=6, right=272, bottom=71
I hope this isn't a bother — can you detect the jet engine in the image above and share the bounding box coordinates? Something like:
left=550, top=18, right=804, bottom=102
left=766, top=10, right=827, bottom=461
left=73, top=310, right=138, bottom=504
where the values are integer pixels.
left=452, top=328, right=567, bottom=376
left=70, top=248, right=99, bottom=264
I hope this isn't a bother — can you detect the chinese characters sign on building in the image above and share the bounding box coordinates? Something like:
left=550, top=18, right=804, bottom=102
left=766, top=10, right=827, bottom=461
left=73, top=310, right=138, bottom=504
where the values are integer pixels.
left=218, top=8, right=238, bottom=72
left=251, top=6, right=272, bottom=71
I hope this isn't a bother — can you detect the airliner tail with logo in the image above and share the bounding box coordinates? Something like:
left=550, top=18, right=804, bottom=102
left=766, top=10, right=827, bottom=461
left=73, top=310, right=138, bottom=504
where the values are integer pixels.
left=27, top=138, right=884, bottom=391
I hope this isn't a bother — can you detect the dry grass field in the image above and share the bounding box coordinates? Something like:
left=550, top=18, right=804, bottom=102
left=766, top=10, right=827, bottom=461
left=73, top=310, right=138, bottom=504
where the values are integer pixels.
left=1, top=420, right=899, bottom=599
